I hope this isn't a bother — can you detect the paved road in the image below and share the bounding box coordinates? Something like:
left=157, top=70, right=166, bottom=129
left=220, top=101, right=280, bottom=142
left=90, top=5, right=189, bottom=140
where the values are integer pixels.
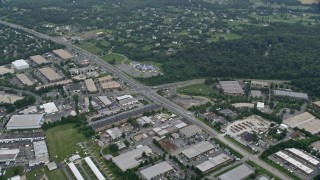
left=0, top=20, right=292, bottom=180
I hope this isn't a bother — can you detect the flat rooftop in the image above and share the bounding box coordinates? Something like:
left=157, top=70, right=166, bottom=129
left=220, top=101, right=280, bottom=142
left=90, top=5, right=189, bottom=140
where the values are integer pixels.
left=29, top=55, right=48, bottom=65
left=101, top=81, right=121, bottom=90
left=112, top=145, right=152, bottom=171
left=286, top=148, right=319, bottom=166
left=52, top=49, right=74, bottom=59
left=38, top=67, right=63, bottom=82
left=0, top=65, right=14, bottom=75
left=180, top=125, right=202, bottom=137
left=196, top=153, right=231, bottom=172
left=283, top=112, right=315, bottom=128
left=276, top=151, right=313, bottom=174
left=98, top=75, right=113, bottom=82
left=218, top=164, right=254, bottom=180
left=7, top=114, right=44, bottom=130
left=0, top=92, right=23, bottom=104
left=84, top=78, right=97, bottom=92
left=140, top=161, right=173, bottom=180
left=181, top=141, right=215, bottom=159
left=311, top=141, right=320, bottom=151
left=296, top=118, right=320, bottom=135
left=16, top=73, right=34, bottom=86
left=274, top=90, right=308, bottom=100
left=219, top=81, right=244, bottom=95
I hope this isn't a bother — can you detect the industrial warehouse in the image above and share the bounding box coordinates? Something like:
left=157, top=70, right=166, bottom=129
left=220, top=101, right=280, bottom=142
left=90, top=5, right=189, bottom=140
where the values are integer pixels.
left=181, top=141, right=216, bottom=160
left=139, top=161, right=173, bottom=180
left=38, top=67, right=63, bottom=82
left=6, top=114, right=44, bottom=130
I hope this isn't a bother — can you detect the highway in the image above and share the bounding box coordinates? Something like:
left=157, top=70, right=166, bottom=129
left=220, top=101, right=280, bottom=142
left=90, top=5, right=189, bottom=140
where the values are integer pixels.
left=0, top=20, right=292, bottom=180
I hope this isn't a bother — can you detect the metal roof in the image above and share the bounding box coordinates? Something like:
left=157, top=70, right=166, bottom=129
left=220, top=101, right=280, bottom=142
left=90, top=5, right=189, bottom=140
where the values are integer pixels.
left=7, top=114, right=44, bottom=130
left=140, top=161, right=173, bottom=180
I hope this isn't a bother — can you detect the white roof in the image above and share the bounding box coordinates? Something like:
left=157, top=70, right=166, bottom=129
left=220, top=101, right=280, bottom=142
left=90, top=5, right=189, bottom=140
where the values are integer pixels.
left=41, top=102, right=59, bottom=114
left=68, top=163, right=84, bottom=180
left=106, top=127, right=122, bottom=140
left=286, top=148, right=319, bottom=166
left=69, top=154, right=81, bottom=162
left=140, top=161, right=173, bottom=180
left=98, top=96, right=112, bottom=106
left=7, top=114, right=44, bottom=129
left=12, top=59, right=28, bottom=67
left=84, top=157, right=105, bottom=180
left=112, top=145, right=152, bottom=171
left=9, top=176, right=20, bottom=180
left=257, top=102, right=265, bottom=108
left=175, top=122, right=187, bottom=129
left=116, top=95, right=133, bottom=101
left=283, top=112, right=315, bottom=128
left=182, top=142, right=215, bottom=159
left=141, top=116, right=152, bottom=123
left=276, top=151, right=313, bottom=174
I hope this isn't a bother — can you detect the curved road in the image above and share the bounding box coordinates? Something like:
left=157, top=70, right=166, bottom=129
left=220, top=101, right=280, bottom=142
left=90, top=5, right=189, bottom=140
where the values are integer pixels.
left=0, top=20, right=292, bottom=180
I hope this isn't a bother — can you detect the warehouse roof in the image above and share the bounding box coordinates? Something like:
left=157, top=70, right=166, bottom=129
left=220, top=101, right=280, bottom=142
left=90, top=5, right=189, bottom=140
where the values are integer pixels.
left=0, top=65, right=14, bottom=75
left=53, top=49, right=74, bottom=59
left=180, top=125, right=202, bottom=137
left=41, top=102, right=59, bottom=114
left=181, top=141, right=215, bottom=159
left=98, top=96, right=112, bottom=106
left=16, top=73, right=34, bottom=86
left=283, top=112, right=315, bottom=128
left=12, top=59, right=29, bottom=67
left=219, top=81, right=244, bottom=95
left=84, top=78, right=97, bottom=92
left=276, top=151, right=313, bottom=174
left=140, top=161, right=173, bottom=180
left=38, top=67, right=62, bottom=82
left=113, top=145, right=152, bottom=171
left=232, top=103, right=254, bottom=108
left=197, top=153, right=231, bottom=172
left=274, top=90, right=308, bottom=100
left=286, top=148, right=319, bottom=166
left=296, top=119, right=320, bottom=135
left=29, top=55, right=48, bottom=65
left=7, top=114, right=44, bottom=129
left=218, top=164, right=254, bottom=180
left=98, top=75, right=113, bottom=83
left=101, top=81, right=121, bottom=90
left=116, top=95, right=133, bottom=101
left=0, top=149, right=20, bottom=162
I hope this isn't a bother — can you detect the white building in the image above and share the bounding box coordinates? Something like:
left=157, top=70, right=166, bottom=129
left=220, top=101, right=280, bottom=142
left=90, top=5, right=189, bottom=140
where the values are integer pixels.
left=7, top=114, right=44, bottom=130
left=12, top=59, right=29, bottom=70
left=84, top=157, right=105, bottom=180
left=41, top=102, right=59, bottom=114
left=106, top=127, right=122, bottom=140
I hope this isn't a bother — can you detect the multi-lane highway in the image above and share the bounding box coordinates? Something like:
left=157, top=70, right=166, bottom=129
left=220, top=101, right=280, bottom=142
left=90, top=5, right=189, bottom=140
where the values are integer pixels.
left=0, top=20, right=292, bottom=180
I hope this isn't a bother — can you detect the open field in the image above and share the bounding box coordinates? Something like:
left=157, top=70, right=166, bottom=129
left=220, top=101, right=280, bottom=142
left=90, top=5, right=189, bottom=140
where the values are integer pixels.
left=77, top=42, right=104, bottom=54
left=101, top=53, right=127, bottom=64
left=26, top=166, right=68, bottom=180
left=177, top=84, right=217, bottom=98
left=46, top=124, right=87, bottom=161
left=2, top=166, right=24, bottom=179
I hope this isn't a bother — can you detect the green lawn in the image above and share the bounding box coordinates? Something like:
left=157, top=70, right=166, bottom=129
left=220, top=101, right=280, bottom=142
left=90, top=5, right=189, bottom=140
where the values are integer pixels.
left=246, top=160, right=281, bottom=180
left=46, top=124, right=87, bottom=161
left=101, top=53, right=126, bottom=64
left=2, top=166, right=24, bottom=179
left=77, top=42, right=104, bottom=54
left=26, top=166, right=68, bottom=180
left=177, top=83, right=217, bottom=98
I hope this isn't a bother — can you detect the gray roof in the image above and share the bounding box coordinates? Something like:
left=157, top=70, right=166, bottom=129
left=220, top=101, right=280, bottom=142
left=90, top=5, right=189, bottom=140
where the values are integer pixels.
left=140, top=161, right=173, bottom=180
left=218, top=164, right=254, bottom=180
left=274, top=90, right=308, bottom=100
left=181, top=141, right=215, bottom=159
left=219, top=81, right=244, bottom=95
left=180, top=125, right=202, bottom=137
left=7, top=114, right=44, bottom=130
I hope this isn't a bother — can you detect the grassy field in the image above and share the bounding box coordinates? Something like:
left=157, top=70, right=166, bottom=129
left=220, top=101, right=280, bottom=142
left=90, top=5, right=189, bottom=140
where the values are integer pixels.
left=177, top=84, right=217, bottom=98
left=2, top=166, right=24, bottom=179
left=77, top=42, right=104, bottom=54
left=101, top=53, right=126, bottom=64
left=26, top=166, right=68, bottom=180
left=46, top=124, right=87, bottom=161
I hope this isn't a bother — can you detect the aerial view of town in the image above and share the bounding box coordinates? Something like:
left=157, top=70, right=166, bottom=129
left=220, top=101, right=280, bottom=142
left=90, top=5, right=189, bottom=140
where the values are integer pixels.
left=0, top=0, right=319, bottom=180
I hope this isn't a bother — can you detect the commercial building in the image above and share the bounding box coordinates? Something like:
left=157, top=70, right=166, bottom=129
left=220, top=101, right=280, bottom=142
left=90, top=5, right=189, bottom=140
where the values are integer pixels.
left=41, top=102, right=59, bottom=114
left=0, top=149, right=20, bottom=162
left=137, top=116, right=153, bottom=126
left=90, top=104, right=161, bottom=132
left=116, top=95, right=133, bottom=101
left=98, top=75, right=113, bottom=83
left=181, top=141, right=215, bottom=160
left=85, top=78, right=97, bottom=93
left=283, top=112, right=316, bottom=128
left=251, top=80, right=269, bottom=87
left=47, top=162, right=57, bottom=171
left=67, top=83, right=83, bottom=93
left=140, top=161, right=173, bottom=180
left=29, top=140, right=49, bottom=166
left=0, top=132, right=45, bottom=143
left=7, top=114, right=44, bottom=130
left=0, top=65, right=14, bottom=76
left=38, top=67, right=63, bottom=82
left=106, top=127, right=122, bottom=140
left=196, top=153, right=231, bottom=173
left=98, top=96, right=112, bottom=106
left=180, top=125, right=202, bottom=137
left=119, top=97, right=138, bottom=107
left=12, top=59, right=29, bottom=70
left=53, top=49, right=74, bottom=60
left=218, top=164, right=255, bottom=180
left=313, top=101, right=320, bottom=109
left=84, top=157, right=105, bottom=180
left=68, top=162, right=84, bottom=180
left=16, top=73, right=34, bottom=86
left=296, top=118, right=320, bottom=135
left=232, top=103, right=254, bottom=109
left=112, top=145, right=152, bottom=171
left=285, top=148, right=319, bottom=166
left=29, top=55, right=48, bottom=65
left=219, top=81, right=244, bottom=96
left=251, top=90, right=262, bottom=98
left=100, top=81, right=121, bottom=90
left=275, top=151, right=313, bottom=175
left=274, top=90, right=308, bottom=100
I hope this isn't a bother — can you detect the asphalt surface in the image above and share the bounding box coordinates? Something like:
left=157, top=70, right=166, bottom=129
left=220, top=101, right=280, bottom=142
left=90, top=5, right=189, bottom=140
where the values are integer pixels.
left=0, top=20, right=292, bottom=180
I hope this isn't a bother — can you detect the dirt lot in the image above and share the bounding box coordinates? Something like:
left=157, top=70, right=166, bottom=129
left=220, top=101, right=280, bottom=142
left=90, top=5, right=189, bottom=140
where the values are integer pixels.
left=170, top=94, right=210, bottom=109
left=160, top=139, right=178, bottom=153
